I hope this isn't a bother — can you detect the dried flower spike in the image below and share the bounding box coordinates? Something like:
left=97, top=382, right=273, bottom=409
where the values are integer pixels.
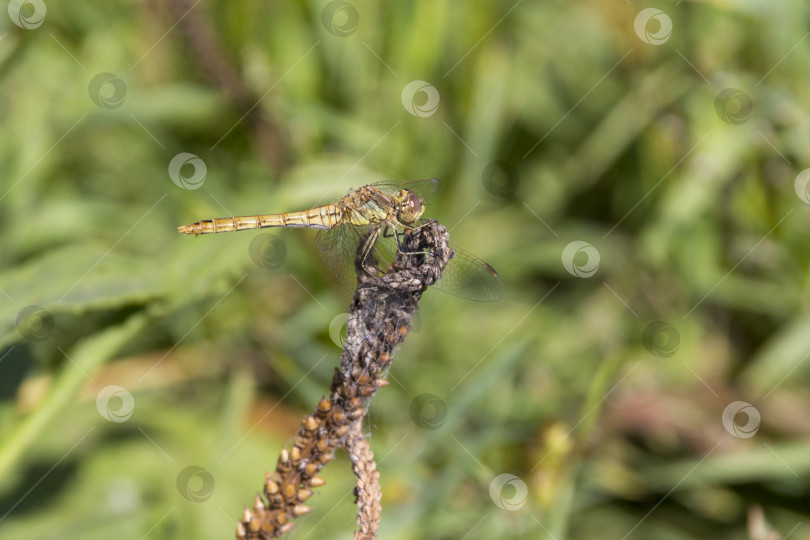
left=236, top=222, right=451, bottom=539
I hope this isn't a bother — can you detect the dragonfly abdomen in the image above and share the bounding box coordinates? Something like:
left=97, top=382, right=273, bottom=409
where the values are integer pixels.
left=178, top=204, right=342, bottom=235
left=260, top=204, right=342, bottom=230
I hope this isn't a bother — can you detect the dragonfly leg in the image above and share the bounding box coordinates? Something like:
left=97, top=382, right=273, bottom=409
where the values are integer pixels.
left=381, top=224, right=424, bottom=257
left=388, top=225, right=429, bottom=257
left=358, top=227, right=382, bottom=279
left=381, top=225, right=401, bottom=249
left=408, top=220, right=433, bottom=232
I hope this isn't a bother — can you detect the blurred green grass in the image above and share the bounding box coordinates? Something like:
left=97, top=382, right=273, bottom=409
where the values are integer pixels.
left=2, top=1, right=810, bottom=538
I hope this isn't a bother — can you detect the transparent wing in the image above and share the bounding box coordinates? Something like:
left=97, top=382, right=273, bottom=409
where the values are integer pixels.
left=370, top=178, right=440, bottom=201
left=315, top=216, right=395, bottom=292
left=434, top=247, right=504, bottom=302
left=314, top=219, right=368, bottom=292
left=316, top=206, right=503, bottom=302
left=377, top=230, right=503, bottom=302
left=368, top=226, right=401, bottom=270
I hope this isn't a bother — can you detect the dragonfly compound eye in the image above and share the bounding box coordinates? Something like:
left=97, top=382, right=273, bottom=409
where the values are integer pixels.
left=399, top=191, right=425, bottom=223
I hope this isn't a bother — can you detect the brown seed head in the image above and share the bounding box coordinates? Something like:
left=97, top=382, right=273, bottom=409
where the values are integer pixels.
left=317, top=398, right=332, bottom=414
left=331, top=407, right=346, bottom=424
left=304, top=415, right=319, bottom=431
left=281, top=481, right=296, bottom=499
left=265, top=478, right=279, bottom=495
left=310, top=476, right=326, bottom=487
left=253, top=493, right=265, bottom=512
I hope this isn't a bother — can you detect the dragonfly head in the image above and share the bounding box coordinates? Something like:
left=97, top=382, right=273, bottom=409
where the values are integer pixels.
left=394, top=189, right=425, bottom=224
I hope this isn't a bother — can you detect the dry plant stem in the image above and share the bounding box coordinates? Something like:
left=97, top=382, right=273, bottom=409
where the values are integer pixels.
left=345, top=421, right=381, bottom=540
left=237, top=221, right=453, bottom=539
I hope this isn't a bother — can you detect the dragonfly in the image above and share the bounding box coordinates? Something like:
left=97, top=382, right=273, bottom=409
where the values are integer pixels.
left=177, top=179, right=503, bottom=301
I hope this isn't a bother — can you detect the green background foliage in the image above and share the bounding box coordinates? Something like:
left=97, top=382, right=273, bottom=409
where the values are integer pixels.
left=1, top=1, right=809, bottom=538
